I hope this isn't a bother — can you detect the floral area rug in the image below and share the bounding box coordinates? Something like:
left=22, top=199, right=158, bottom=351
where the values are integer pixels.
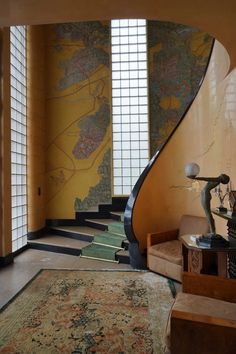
left=0, top=270, right=174, bottom=353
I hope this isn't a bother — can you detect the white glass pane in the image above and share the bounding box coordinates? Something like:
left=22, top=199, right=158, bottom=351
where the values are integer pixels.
left=113, top=150, right=122, bottom=158
left=122, top=159, right=131, bottom=167
left=121, top=71, right=130, bottom=79
left=114, top=169, right=122, bottom=177
left=123, top=186, right=131, bottom=195
left=114, top=186, right=122, bottom=195
left=114, top=177, right=122, bottom=186
left=131, top=159, right=140, bottom=167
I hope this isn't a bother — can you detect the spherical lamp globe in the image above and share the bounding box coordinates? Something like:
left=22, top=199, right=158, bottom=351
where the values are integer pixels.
left=185, top=163, right=200, bottom=178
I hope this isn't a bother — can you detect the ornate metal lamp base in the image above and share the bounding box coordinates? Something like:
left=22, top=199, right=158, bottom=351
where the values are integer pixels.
left=196, top=234, right=229, bottom=248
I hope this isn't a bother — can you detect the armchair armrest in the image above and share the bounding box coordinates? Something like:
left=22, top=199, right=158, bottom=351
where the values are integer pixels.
left=170, top=292, right=236, bottom=354
left=147, top=229, right=179, bottom=250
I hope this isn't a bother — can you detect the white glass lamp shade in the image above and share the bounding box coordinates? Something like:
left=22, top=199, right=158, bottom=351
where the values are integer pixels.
left=185, top=163, right=200, bottom=178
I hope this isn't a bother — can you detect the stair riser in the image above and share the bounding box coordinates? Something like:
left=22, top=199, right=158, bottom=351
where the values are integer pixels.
left=76, top=211, right=110, bottom=223
left=83, top=220, right=108, bottom=231
left=116, top=254, right=130, bottom=264
left=49, top=229, right=93, bottom=242
left=28, top=242, right=81, bottom=256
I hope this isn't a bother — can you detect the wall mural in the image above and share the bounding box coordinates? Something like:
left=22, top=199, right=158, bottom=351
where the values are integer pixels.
left=45, top=20, right=213, bottom=218
left=148, top=21, right=213, bottom=156
left=45, top=21, right=112, bottom=218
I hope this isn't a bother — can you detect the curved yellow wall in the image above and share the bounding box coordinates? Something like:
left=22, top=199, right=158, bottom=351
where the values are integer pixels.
left=133, top=41, right=234, bottom=251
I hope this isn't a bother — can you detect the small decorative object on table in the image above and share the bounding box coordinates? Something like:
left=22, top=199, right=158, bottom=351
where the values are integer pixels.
left=214, top=184, right=230, bottom=213
left=185, top=162, right=230, bottom=248
left=227, top=191, right=236, bottom=217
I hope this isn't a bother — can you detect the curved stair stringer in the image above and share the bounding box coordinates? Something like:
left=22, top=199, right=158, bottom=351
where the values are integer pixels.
left=124, top=40, right=231, bottom=269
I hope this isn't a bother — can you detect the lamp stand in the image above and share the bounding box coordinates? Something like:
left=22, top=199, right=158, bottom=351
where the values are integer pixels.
left=196, top=233, right=229, bottom=248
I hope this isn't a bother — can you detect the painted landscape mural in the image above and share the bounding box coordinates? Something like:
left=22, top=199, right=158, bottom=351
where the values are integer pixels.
left=148, top=21, right=213, bottom=156
left=45, top=22, right=112, bottom=218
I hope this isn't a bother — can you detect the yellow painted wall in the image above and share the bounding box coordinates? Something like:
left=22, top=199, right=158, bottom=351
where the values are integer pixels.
left=45, top=22, right=111, bottom=219
left=132, top=41, right=234, bottom=251
left=27, top=26, right=46, bottom=232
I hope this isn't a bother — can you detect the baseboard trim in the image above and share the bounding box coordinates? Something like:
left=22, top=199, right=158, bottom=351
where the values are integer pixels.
left=27, top=227, right=47, bottom=240
left=0, top=253, right=14, bottom=267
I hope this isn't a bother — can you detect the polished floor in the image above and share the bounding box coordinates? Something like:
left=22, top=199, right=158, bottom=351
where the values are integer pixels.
left=0, top=248, right=132, bottom=309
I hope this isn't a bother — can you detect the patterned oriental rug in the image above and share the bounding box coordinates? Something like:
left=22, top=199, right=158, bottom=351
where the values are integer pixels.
left=0, top=270, right=174, bottom=353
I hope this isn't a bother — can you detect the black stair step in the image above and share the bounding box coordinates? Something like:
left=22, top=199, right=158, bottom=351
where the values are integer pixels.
left=110, top=211, right=124, bottom=222
left=28, top=235, right=89, bottom=256
left=48, top=225, right=101, bottom=242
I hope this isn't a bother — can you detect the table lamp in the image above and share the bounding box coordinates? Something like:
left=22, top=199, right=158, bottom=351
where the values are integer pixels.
left=185, top=162, right=230, bottom=247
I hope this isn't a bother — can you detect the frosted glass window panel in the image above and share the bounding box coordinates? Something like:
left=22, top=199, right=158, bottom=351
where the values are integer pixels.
left=123, top=186, right=132, bottom=195
left=113, top=132, right=121, bottom=141
left=121, top=124, right=130, bottom=132
left=114, top=169, right=122, bottom=177
left=130, top=71, right=138, bottom=79
left=122, top=150, right=131, bottom=159
left=121, top=115, right=130, bottom=123
left=122, top=159, right=131, bottom=168
left=111, top=19, right=149, bottom=196
left=140, top=159, right=149, bottom=168
left=121, top=71, right=130, bottom=79
left=121, top=97, right=130, bottom=105
left=123, top=177, right=131, bottom=185
left=130, top=116, right=139, bottom=123
left=113, top=106, right=121, bottom=114
left=114, top=177, right=122, bottom=186
left=113, top=141, right=122, bottom=150
left=120, top=80, right=129, bottom=88
left=113, top=150, right=122, bottom=159
left=10, top=26, right=27, bottom=252
left=121, top=104, right=130, bottom=113
left=113, top=160, right=122, bottom=169
left=130, top=106, right=139, bottom=114
left=131, top=145, right=139, bottom=153
left=140, top=150, right=149, bottom=158
left=132, top=176, right=139, bottom=185
left=122, top=141, right=131, bottom=150
left=114, top=186, right=122, bottom=195
left=122, top=168, right=131, bottom=177
left=131, top=159, right=140, bottom=167
left=132, top=168, right=141, bottom=177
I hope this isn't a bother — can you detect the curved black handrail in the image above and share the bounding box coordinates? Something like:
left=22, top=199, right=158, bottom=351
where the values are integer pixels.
left=124, top=38, right=215, bottom=269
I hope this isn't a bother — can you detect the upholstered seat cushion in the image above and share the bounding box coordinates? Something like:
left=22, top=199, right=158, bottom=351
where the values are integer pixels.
left=149, top=240, right=182, bottom=265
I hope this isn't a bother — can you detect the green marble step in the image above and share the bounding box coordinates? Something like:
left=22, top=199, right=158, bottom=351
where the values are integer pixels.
left=108, top=222, right=125, bottom=236
left=93, top=231, right=126, bottom=248
left=81, top=243, right=119, bottom=262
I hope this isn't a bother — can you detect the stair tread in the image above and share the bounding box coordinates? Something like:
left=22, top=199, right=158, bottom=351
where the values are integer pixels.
left=28, top=234, right=89, bottom=249
left=85, top=219, right=119, bottom=225
left=110, top=212, right=124, bottom=216
left=51, top=225, right=102, bottom=236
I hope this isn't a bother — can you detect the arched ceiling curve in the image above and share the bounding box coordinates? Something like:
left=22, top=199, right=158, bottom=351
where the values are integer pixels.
left=1, top=0, right=236, bottom=70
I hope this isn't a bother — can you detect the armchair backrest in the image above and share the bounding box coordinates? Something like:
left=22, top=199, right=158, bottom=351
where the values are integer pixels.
left=178, top=215, right=209, bottom=238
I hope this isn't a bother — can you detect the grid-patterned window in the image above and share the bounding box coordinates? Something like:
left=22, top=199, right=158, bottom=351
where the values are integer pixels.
left=10, top=26, right=27, bottom=252
left=111, top=19, right=149, bottom=196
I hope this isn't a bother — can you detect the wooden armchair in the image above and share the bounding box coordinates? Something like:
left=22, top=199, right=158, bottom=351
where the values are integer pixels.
left=147, top=215, right=209, bottom=282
